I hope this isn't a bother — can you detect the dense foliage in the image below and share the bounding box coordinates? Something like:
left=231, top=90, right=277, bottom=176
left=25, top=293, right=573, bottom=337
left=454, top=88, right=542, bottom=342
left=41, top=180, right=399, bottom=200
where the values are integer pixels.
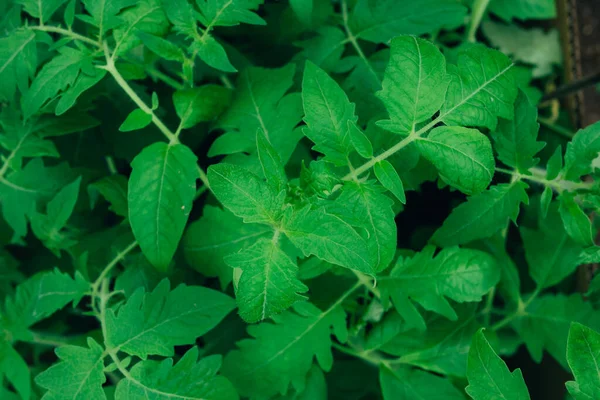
left=1, top=0, right=600, bottom=399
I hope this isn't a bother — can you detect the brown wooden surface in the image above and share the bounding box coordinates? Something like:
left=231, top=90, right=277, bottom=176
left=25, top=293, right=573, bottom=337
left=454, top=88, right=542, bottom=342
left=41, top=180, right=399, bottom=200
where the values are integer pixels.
left=556, top=0, right=600, bottom=129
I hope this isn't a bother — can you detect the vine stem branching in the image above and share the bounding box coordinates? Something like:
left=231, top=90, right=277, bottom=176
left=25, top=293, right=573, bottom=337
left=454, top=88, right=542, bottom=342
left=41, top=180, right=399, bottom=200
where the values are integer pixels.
left=490, top=288, right=541, bottom=331
left=29, top=24, right=213, bottom=191
left=495, top=167, right=594, bottom=193
left=99, top=42, right=179, bottom=145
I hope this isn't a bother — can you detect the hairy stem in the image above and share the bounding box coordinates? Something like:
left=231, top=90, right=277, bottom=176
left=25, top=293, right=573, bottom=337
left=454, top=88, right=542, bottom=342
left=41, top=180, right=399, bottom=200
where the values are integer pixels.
left=495, top=167, right=594, bottom=193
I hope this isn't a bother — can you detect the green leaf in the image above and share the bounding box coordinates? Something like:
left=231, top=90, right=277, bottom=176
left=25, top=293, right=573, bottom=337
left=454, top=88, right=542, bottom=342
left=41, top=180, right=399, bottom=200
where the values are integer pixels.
left=128, top=142, right=198, bottom=271
left=290, top=0, right=313, bottom=25
left=417, top=126, right=495, bottom=195
left=282, top=206, right=373, bottom=274
left=196, top=0, right=265, bottom=27
left=349, top=0, right=467, bottom=44
left=380, top=246, right=499, bottom=329
left=483, top=21, right=561, bottom=78
left=327, top=181, right=396, bottom=272
left=183, top=206, right=271, bottom=289
left=386, top=306, right=479, bottom=375
left=208, top=163, right=284, bottom=225
left=559, top=193, right=594, bottom=246
left=191, top=35, right=237, bottom=72
left=225, top=237, right=308, bottom=323
left=105, top=279, right=235, bottom=359
left=0, top=109, right=59, bottom=170
left=214, top=65, right=302, bottom=161
left=492, top=91, right=545, bottom=173
left=521, top=207, right=582, bottom=290
left=0, top=30, right=37, bottom=102
left=546, top=145, right=563, bottom=180
left=36, top=338, right=106, bottom=400
left=441, top=45, right=517, bottom=130
left=295, top=26, right=346, bottom=72
left=222, top=301, right=348, bottom=398
left=377, top=35, right=449, bottom=134
left=55, top=69, right=106, bottom=116
left=173, top=84, right=232, bottom=129
left=16, top=0, right=69, bottom=24
left=566, top=323, right=600, bottom=400
left=380, top=365, right=465, bottom=400
left=466, top=329, right=530, bottom=400
left=0, top=159, right=78, bottom=240
left=115, top=348, right=238, bottom=400
left=373, top=160, right=405, bottom=204
left=0, top=338, right=30, bottom=400
left=119, top=109, right=153, bottom=132
left=22, top=48, right=87, bottom=120
left=81, top=0, right=137, bottom=37
left=1, top=269, right=89, bottom=340
left=540, top=186, right=552, bottom=218
left=489, top=0, right=556, bottom=21
left=115, top=254, right=163, bottom=297
left=163, top=0, right=197, bottom=36
left=112, top=0, right=169, bottom=56
left=512, top=294, right=600, bottom=367
left=30, top=176, right=81, bottom=250
left=137, top=31, right=185, bottom=61
left=88, top=175, right=129, bottom=218
left=433, top=182, right=529, bottom=246
left=302, top=61, right=357, bottom=166
left=563, top=121, right=600, bottom=180
left=256, top=129, right=287, bottom=192
left=347, top=121, right=373, bottom=159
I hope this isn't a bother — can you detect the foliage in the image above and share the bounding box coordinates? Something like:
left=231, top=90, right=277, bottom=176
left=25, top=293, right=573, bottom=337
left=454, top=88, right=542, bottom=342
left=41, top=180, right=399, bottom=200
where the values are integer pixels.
left=0, top=0, right=598, bottom=399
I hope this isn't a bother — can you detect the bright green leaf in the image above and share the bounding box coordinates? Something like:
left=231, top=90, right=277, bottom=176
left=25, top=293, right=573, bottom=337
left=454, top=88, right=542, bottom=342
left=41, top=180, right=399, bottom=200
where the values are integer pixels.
left=105, top=279, right=235, bottom=359
left=417, top=126, right=495, bottom=195
left=466, top=329, right=530, bottom=400
left=225, top=237, right=308, bottom=323
left=128, top=142, right=198, bottom=270
left=302, top=61, right=357, bottom=166
left=433, top=182, right=529, bottom=246
left=115, top=347, right=238, bottom=400
left=374, top=160, right=406, bottom=204
left=377, top=35, right=449, bottom=134
left=566, top=323, right=600, bottom=400
left=173, top=84, right=232, bottom=129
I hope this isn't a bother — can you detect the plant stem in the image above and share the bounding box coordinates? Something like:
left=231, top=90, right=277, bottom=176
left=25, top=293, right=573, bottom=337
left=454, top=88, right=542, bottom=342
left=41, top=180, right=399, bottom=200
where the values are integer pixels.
left=490, top=288, right=540, bottom=331
left=495, top=167, right=594, bottom=192
left=28, top=332, right=75, bottom=347
left=344, top=133, right=418, bottom=180
left=197, top=165, right=210, bottom=190
left=91, top=241, right=138, bottom=294
left=31, top=25, right=100, bottom=47
left=340, top=0, right=380, bottom=85
left=352, top=270, right=381, bottom=299
left=538, top=116, right=575, bottom=139
left=345, top=62, right=515, bottom=181
left=101, top=45, right=179, bottom=144
left=31, top=24, right=213, bottom=192
left=466, top=0, right=491, bottom=42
